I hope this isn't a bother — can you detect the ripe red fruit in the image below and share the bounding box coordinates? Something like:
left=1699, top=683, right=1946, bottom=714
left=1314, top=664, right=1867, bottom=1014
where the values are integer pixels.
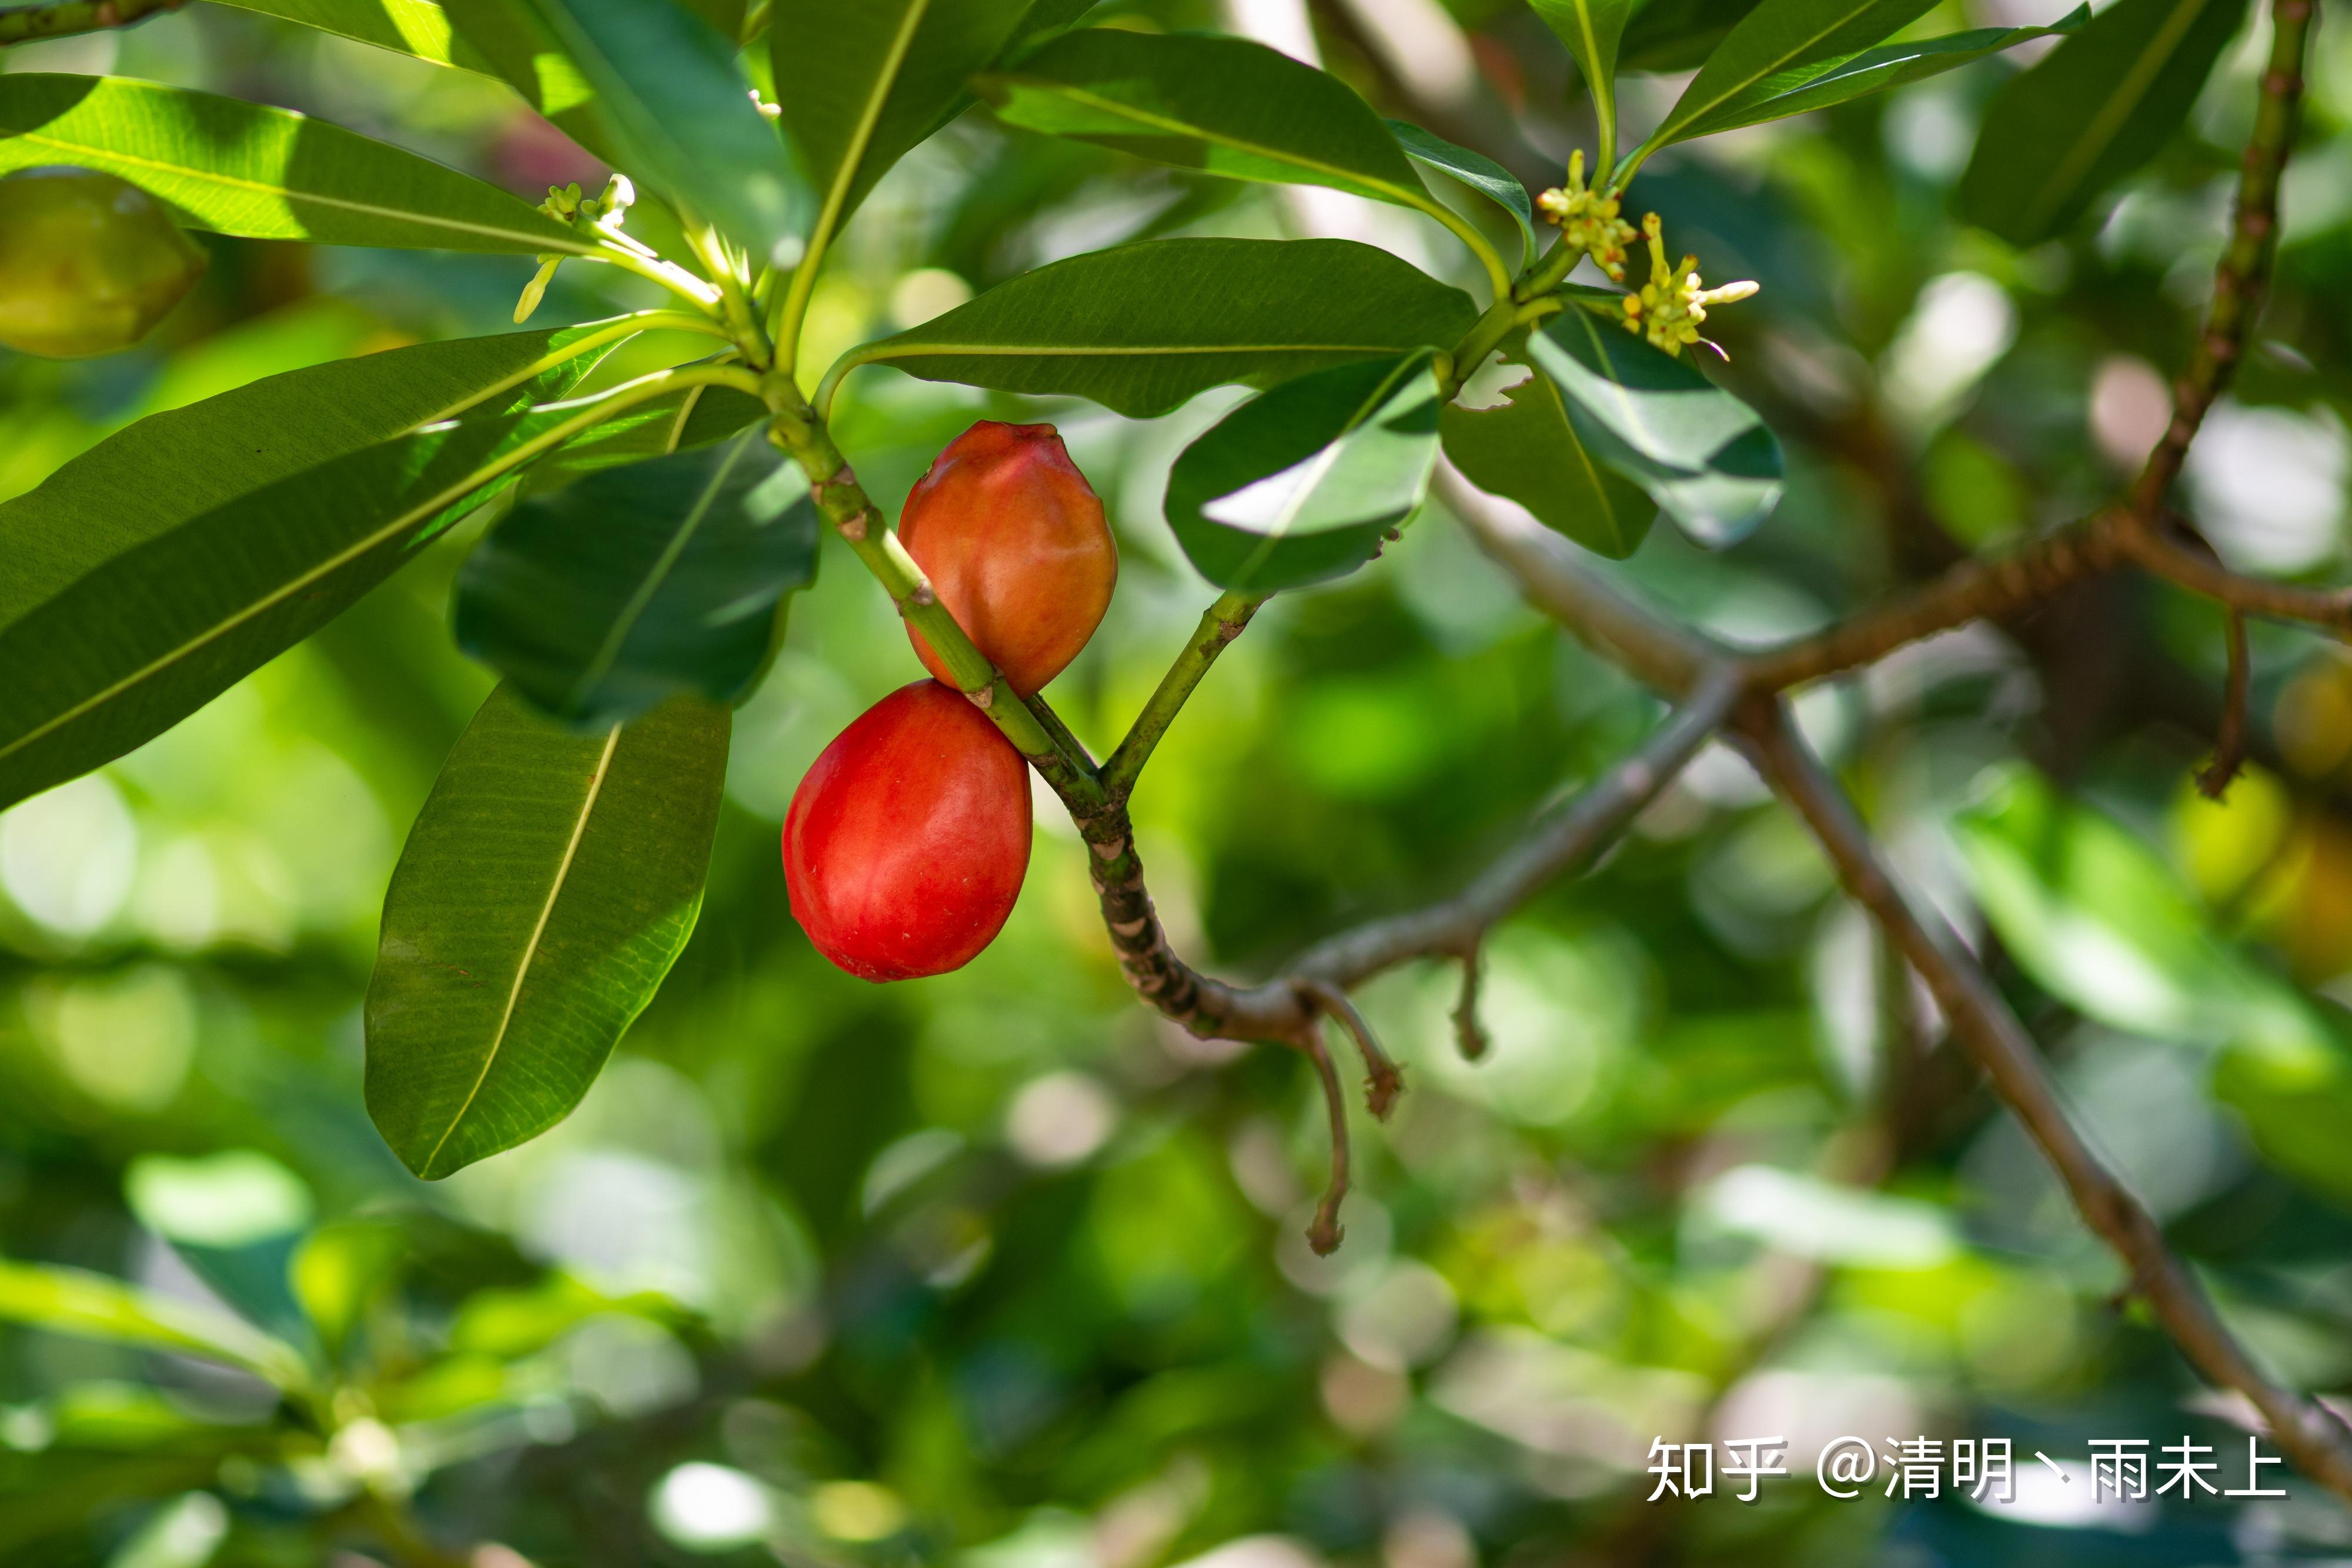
left=899, top=421, right=1116, bottom=698
left=784, top=680, right=1032, bottom=981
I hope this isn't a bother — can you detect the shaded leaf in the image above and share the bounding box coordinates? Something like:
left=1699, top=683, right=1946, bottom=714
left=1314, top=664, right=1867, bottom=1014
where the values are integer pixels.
left=975, top=29, right=1435, bottom=215
left=1621, top=0, right=1765, bottom=72
left=1164, top=353, right=1442, bottom=593
left=1524, top=307, right=1783, bottom=546
left=125, top=1152, right=314, bottom=1349
left=527, top=0, right=808, bottom=263
left=520, top=383, right=767, bottom=490
left=1442, top=335, right=1655, bottom=559
left=1528, top=0, right=1639, bottom=153
left=0, top=75, right=584, bottom=253
left=831, top=237, right=1477, bottom=419
left=1637, top=0, right=1939, bottom=159
left=440, top=0, right=619, bottom=161
left=1959, top=0, right=2250, bottom=244
left=0, top=1259, right=309, bottom=1390
left=456, top=432, right=819, bottom=723
left=365, top=687, right=729, bottom=1179
left=1668, top=6, right=2090, bottom=140
left=1390, top=119, right=1536, bottom=269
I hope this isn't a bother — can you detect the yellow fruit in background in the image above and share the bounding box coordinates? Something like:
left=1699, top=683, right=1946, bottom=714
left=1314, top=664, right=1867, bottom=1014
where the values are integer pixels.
left=0, top=166, right=207, bottom=359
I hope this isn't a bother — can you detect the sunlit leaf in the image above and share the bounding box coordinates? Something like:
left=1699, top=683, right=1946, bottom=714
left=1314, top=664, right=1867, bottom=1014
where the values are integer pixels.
left=1442, top=333, right=1655, bottom=559
left=456, top=432, right=819, bottom=723
left=1528, top=0, right=1639, bottom=155
left=830, top=237, right=1477, bottom=419
left=365, top=687, right=729, bottom=1179
left=1524, top=306, right=1783, bottom=546
left=0, top=75, right=585, bottom=253
left=1959, top=0, right=2250, bottom=243
left=1635, top=0, right=1939, bottom=161
left=1665, top=7, right=2090, bottom=141
left=975, top=29, right=1436, bottom=215
left=1164, top=353, right=1442, bottom=593
left=0, top=1259, right=309, bottom=1390
left=526, top=0, right=809, bottom=263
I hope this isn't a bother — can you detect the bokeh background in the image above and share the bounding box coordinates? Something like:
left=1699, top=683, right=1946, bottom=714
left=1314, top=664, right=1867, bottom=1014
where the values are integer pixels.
left=6, top=0, right=2352, bottom=1563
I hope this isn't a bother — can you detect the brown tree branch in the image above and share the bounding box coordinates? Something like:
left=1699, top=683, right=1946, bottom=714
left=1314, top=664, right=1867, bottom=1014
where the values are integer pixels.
left=1737, top=706, right=2352, bottom=1501
left=0, top=0, right=182, bottom=44
left=2200, top=604, right=2253, bottom=798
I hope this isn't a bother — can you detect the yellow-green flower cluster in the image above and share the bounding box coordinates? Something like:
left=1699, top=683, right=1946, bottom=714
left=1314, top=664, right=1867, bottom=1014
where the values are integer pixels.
left=517, top=176, right=639, bottom=324
left=1619, top=213, right=1759, bottom=357
left=1535, top=151, right=1636, bottom=282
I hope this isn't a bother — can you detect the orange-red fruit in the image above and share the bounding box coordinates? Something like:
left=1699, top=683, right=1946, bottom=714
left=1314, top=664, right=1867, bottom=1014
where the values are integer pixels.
left=900, top=420, right=1116, bottom=698
left=784, top=680, right=1032, bottom=982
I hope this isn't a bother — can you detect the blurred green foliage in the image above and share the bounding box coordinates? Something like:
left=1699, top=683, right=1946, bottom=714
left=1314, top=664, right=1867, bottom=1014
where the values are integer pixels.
left=6, top=1, right=2352, bottom=1565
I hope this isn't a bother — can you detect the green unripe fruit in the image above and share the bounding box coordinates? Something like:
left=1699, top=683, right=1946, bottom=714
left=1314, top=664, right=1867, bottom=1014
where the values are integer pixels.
left=0, top=166, right=207, bottom=359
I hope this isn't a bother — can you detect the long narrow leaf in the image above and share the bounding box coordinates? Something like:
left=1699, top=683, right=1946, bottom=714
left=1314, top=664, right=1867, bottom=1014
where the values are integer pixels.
left=1638, top=0, right=1939, bottom=161
left=0, top=75, right=585, bottom=254
left=1390, top=121, right=1537, bottom=269
left=366, top=687, right=729, bottom=1179
left=1959, top=0, right=2249, bottom=243
left=1669, top=7, right=2090, bottom=140
left=828, top=238, right=1477, bottom=419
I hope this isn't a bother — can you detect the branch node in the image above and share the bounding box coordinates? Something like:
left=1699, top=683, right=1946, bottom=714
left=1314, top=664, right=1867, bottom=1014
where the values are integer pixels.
left=963, top=683, right=994, bottom=710
left=1297, top=979, right=1403, bottom=1121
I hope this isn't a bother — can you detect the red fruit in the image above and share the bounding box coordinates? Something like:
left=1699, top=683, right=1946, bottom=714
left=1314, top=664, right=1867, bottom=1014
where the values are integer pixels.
left=784, top=680, right=1032, bottom=982
left=900, top=420, right=1116, bottom=698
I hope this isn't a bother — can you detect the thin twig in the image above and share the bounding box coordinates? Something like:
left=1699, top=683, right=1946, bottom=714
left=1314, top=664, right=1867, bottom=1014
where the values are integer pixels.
left=0, top=0, right=182, bottom=44
left=1451, top=941, right=1489, bottom=1061
left=1740, top=707, right=2352, bottom=1500
left=1289, top=1024, right=1353, bottom=1256
left=1103, top=591, right=1264, bottom=797
left=2200, top=606, right=2252, bottom=798
left=1297, top=978, right=1404, bottom=1118
left=2125, top=517, right=2352, bottom=631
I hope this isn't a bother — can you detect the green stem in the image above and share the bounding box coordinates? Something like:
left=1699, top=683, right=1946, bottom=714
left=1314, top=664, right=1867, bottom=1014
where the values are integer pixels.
left=1410, top=196, right=1515, bottom=303
left=1102, top=592, right=1264, bottom=798
left=761, top=383, right=1102, bottom=804
left=685, top=225, right=772, bottom=369
left=593, top=241, right=727, bottom=312
left=1514, top=235, right=1584, bottom=304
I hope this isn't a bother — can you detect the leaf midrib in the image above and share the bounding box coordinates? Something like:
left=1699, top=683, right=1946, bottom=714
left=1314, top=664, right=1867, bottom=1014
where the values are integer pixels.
left=1222, top=356, right=1426, bottom=583
left=0, top=441, right=506, bottom=769
left=1658, top=0, right=1899, bottom=144
left=865, top=340, right=1429, bottom=362
left=995, top=75, right=1424, bottom=209
left=10, top=112, right=587, bottom=253
left=570, top=414, right=744, bottom=707
left=806, top=0, right=933, bottom=262
left=418, top=720, right=624, bottom=1175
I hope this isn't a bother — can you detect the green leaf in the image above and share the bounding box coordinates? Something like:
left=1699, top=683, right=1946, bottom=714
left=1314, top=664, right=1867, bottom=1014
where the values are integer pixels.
left=0, top=1259, right=309, bottom=1390
left=1958, top=0, right=2250, bottom=244
left=209, top=0, right=489, bottom=71
left=1528, top=0, right=1639, bottom=156
left=770, top=0, right=1038, bottom=260
left=1666, top=6, right=2091, bottom=141
left=1164, top=353, right=1442, bottom=593
left=526, top=0, right=809, bottom=263
left=0, top=317, right=627, bottom=627
left=1636, top=0, right=1939, bottom=162
left=1389, top=119, right=1536, bottom=270
left=1621, top=0, right=1765, bottom=72
left=519, top=383, right=767, bottom=490
left=974, top=28, right=1436, bottom=216
left=829, top=237, right=1478, bottom=419
left=0, top=354, right=636, bottom=813
left=0, top=75, right=586, bottom=254
left=365, top=687, right=729, bottom=1179
left=1442, top=335, right=1655, bottom=559
left=1524, top=307, right=1783, bottom=546
left=455, top=432, right=819, bottom=724
left=125, top=1151, right=315, bottom=1349
left=440, top=0, right=619, bottom=161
